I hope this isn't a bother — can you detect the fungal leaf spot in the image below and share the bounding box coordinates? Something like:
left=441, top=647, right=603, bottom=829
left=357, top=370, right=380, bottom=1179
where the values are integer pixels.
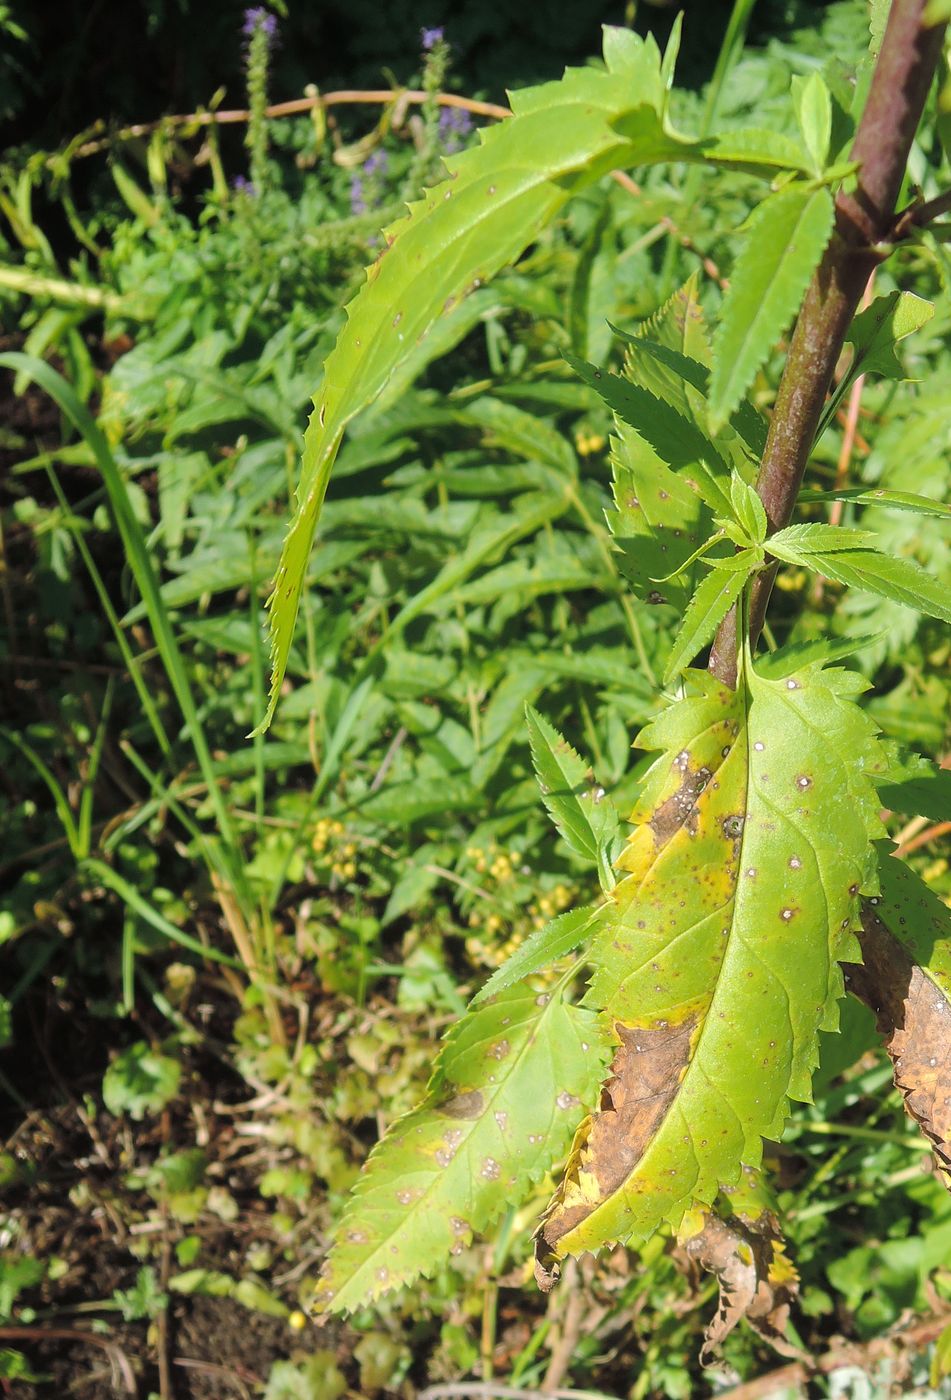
left=536, top=657, right=888, bottom=1273
left=314, top=984, right=609, bottom=1315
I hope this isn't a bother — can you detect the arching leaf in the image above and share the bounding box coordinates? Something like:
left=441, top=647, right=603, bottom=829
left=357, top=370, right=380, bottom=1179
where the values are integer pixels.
left=314, top=984, right=610, bottom=1314
left=535, top=658, right=886, bottom=1281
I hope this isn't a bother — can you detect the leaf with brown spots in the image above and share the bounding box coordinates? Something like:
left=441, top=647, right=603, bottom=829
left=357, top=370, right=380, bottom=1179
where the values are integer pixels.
left=679, top=1167, right=802, bottom=1364
left=535, top=658, right=886, bottom=1280
left=313, top=983, right=610, bottom=1315
left=846, top=848, right=951, bottom=1187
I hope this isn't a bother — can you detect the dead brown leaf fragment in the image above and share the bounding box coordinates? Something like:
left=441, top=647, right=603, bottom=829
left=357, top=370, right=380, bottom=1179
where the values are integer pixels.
left=680, top=1207, right=802, bottom=1365
left=534, top=1014, right=699, bottom=1289
left=846, top=901, right=951, bottom=1187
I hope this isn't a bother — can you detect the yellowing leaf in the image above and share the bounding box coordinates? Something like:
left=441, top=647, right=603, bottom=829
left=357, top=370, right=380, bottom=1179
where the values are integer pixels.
left=535, top=658, right=885, bottom=1279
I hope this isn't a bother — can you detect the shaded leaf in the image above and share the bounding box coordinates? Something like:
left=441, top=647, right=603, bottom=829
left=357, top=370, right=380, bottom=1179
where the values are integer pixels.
left=525, top=705, right=621, bottom=892
left=875, top=749, right=951, bottom=822
left=846, top=290, right=935, bottom=380
left=314, top=985, right=610, bottom=1313
left=709, top=186, right=835, bottom=431
left=568, top=353, right=731, bottom=497
left=535, top=659, right=885, bottom=1278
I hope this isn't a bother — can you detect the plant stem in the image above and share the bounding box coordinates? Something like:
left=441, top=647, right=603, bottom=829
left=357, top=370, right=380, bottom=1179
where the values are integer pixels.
left=708, top=0, right=947, bottom=686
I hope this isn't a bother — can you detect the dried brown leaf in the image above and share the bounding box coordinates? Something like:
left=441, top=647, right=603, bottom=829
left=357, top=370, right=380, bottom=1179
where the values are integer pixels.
left=846, top=885, right=951, bottom=1187
left=534, top=1016, right=700, bottom=1290
left=680, top=1199, right=802, bottom=1365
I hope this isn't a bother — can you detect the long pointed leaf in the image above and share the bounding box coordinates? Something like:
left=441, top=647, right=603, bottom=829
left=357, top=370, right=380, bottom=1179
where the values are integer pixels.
left=709, top=186, right=834, bottom=431
left=535, top=659, right=886, bottom=1278
left=314, top=985, right=610, bottom=1313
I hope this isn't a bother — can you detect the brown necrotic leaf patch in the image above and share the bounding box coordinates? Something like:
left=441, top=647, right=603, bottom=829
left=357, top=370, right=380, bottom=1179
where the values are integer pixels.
left=681, top=1208, right=802, bottom=1365
left=846, top=903, right=951, bottom=1186
left=534, top=1014, right=698, bottom=1289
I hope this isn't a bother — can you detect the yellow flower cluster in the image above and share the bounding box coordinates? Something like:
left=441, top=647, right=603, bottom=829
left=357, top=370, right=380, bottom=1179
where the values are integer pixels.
left=312, top=818, right=358, bottom=880
left=528, top=883, right=574, bottom=929
left=464, top=844, right=522, bottom=881
left=575, top=429, right=606, bottom=457
left=312, top=817, right=345, bottom=853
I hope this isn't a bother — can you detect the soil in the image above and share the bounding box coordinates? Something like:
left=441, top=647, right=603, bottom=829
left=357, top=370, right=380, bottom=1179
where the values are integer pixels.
left=0, top=976, right=358, bottom=1399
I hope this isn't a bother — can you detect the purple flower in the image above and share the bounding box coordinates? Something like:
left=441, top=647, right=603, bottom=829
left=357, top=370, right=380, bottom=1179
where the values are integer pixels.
left=438, top=105, right=473, bottom=153
left=364, top=150, right=388, bottom=178
left=243, top=6, right=278, bottom=41
left=232, top=175, right=257, bottom=196
left=349, top=174, right=367, bottom=216
left=420, top=25, right=444, bottom=51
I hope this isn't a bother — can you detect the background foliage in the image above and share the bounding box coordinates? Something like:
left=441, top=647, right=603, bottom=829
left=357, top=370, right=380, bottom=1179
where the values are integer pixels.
left=1, top=0, right=950, bottom=1396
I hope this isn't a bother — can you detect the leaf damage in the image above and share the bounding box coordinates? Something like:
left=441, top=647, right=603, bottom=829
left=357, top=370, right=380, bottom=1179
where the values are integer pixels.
left=845, top=853, right=951, bottom=1187
left=679, top=1178, right=802, bottom=1364
left=535, top=658, right=887, bottom=1275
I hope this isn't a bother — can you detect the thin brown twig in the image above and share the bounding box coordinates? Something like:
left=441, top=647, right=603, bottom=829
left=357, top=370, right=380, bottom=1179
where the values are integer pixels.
left=172, top=1356, right=258, bottom=1399
left=895, top=819, right=951, bottom=858
left=0, top=1326, right=137, bottom=1394
left=716, top=1310, right=951, bottom=1400
left=892, top=184, right=951, bottom=237
left=416, top=1385, right=623, bottom=1400
left=70, top=89, right=512, bottom=159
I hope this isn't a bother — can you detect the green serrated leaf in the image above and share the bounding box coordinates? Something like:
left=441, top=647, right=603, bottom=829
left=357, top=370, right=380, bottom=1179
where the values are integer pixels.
left=795, top=548, right=951, bottom=623
left=525, top=705, right=620, bottom=891
left=846, top=290, right=935, bottom=379
left=698, top=128, right=815, bottom=177
left=259, top=28, right=697, bottom=730
left=314, top=985, right=610, bottom=1313
left=797, top=487, right=950, bottom=518
left=792, top=73, right=832, bottom=173
left=536, top=659, right=885, bottom=1272
left=729, top=476, right=768, bottom=544
left=663, top=557, right=757, bottom=684
left=754, top=634, right=883, bottom=679
left=569, top=354, right=731, bottom=511
left=472, top=905, right=609, bottom=1007
left=709, top=185, right=835, bottom=431
left=768, top=524, right=877, bottom=560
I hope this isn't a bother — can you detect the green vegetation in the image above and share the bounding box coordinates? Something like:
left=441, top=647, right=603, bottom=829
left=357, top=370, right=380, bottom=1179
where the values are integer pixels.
left=1, top=2, right=950, bottom=1396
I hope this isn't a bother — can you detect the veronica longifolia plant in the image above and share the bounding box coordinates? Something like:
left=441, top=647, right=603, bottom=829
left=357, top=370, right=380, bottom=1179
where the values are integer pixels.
left=260, top=4, right=951, bottom=1356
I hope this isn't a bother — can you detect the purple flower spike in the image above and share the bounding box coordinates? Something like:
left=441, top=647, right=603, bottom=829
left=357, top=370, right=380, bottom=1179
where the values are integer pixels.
left=438, top=105, right=473, bottom=152
left=232, top=175, right=257, bottom=196
left=350, top=174, right=367, bottom=216
left=243, top=6, right=278, bottom=41
left=420, top=25, right=445, bottom=51
left=364, top=150, right=389, bottom=178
